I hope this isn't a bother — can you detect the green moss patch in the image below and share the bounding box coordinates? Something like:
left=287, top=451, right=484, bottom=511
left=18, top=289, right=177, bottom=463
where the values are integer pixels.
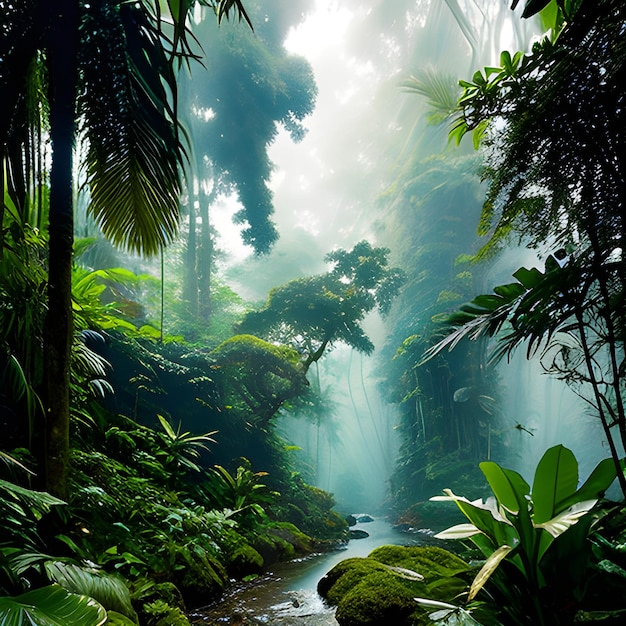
left=318, top=545, right=474, bottom=626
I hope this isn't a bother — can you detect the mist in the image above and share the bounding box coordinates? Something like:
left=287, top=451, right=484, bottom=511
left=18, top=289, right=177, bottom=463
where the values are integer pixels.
left=5, top=2, right=625, bottom=624
left=209, top=0, right=556, bottom=512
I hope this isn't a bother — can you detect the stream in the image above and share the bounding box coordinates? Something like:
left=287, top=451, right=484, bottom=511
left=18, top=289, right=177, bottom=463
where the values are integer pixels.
left=188, top=518, right=437, bottom=625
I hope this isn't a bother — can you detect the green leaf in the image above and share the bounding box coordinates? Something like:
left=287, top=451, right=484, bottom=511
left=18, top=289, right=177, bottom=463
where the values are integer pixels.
left=472, top=119, right=489, bottom=149
left=512, top=266, right=543, bottom=288
left=0, top=584, right=107, bottom=626
left=0, top=479, right=66, bottom=511
left=479, top=462, right=529, bottom=514
left=472, top=70, right=486, bottom=86
left=44, top=562, right=136, bottom=619
left=532, top=445, right=578, bottom=524
left=472, top=294, right=506, bottom=310
left=557, top=457, right=618, bottom=512
left=480, top=462, right=535, bottom=555
left=493, top=282, right=525, bottom=299
left=500, top=50, right=513, bottom=72
left=521, top=0, right=553, bottom=19
left=105, top=611, right=138, bottom=625
left=156, top=415, right=177, bottom=441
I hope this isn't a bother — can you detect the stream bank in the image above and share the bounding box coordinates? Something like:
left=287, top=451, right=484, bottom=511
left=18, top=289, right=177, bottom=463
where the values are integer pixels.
left=188, top=518, right=436, bottom=625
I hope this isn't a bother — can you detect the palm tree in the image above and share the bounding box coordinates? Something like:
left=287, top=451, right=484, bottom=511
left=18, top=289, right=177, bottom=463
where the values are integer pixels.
left=0, top=0, right=250, bottom=497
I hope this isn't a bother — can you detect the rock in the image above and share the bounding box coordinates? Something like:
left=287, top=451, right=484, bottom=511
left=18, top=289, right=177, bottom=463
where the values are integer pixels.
left=345, top=514, right=357, bottom=527
left=349, top=529, right=370, bottom=540
left=354, top=514, right=374, bottom=523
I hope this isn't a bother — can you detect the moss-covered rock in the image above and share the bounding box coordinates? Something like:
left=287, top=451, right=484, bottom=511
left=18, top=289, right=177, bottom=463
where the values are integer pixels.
left=368, top=544, right=470, bottom=579
left=318, top=545, right=474, bottom=626
left=335, top=571, right=419, bottom=626
left=173, top=549, right=228, bottom=607
left=318, top=557, right=388, bottom=605
left=268, top=521, right=313, bottom=553
left=269, top=476, right=349, bottom=544
left=252, top=530, right=296, bottom=564
left=244, top=520, right=313, bottom=567
left=226, top=541, right=265, bottom=578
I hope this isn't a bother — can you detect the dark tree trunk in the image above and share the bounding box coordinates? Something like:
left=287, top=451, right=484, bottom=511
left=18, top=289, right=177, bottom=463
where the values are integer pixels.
left=43, top=0, right=79, bottom=499
left=182, top=199, right=199, bottom=316
left=198, top=197, right=213, bottom=319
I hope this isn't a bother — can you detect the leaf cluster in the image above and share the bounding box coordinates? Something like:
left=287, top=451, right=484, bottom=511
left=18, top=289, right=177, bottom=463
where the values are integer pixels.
left=432, top=445, right=618, bottom=623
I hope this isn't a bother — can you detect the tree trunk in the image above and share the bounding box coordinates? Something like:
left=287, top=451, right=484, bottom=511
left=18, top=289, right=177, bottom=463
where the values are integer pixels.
left=43, top=0, right=79, bottom=499
left=182, top=198, right=199, bottom=316
left=198, top=196, right=213, bottom=319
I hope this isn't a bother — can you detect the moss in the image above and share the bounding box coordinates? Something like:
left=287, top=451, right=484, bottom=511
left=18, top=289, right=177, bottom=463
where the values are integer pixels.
left=319, top=546, right=474, bottom=626
left=226, top=542, right=264, bottom=578
left=175, top=550, right=228, bottom=607
left=268, top=521, right=313, bottom=552
left=368, top=545, right=471, bottom=579
left=132, top=581, right=185, bottom=612
left=334, top=571, right=419, bottom=626
left=269, top=477, right=349, bottom=543
left=318, top=558, right=389, bottom=605
left=142, top=600, right=190, bottom=626
left=252, top=531, right=296, bottom=564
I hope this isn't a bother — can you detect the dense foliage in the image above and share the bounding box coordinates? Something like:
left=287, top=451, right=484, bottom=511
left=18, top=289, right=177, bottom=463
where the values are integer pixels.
left=0, top=2, right=353, bottom=624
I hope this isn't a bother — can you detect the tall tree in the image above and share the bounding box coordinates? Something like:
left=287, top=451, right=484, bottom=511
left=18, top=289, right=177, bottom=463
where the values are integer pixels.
left=193, top=0, right=316, bottom=254
left=0, top=0, right=249, bottom=496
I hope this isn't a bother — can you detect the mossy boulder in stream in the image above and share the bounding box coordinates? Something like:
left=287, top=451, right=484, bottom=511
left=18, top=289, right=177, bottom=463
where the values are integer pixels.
left=318, top=545, right=473, bottom=626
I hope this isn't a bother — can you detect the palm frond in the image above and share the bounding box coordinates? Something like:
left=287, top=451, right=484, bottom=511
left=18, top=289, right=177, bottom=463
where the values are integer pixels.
left=80, top=1, right=183, bottom=257
left=401, top=68, right=461, bottom=126
left=422, top=253, right=588, bottom=365
left=214, top=0, right=253, bottom=29
left=0, top=478, right=66, bottom=511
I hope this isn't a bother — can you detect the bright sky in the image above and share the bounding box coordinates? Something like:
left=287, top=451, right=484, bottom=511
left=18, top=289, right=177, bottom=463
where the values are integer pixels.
left=284, top=1, right=353, bottom=57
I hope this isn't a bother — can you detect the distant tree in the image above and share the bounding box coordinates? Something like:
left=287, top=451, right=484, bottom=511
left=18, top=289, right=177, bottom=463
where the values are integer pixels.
left=237, top=241, right=405, bottom=372
left=375, top=153, right=501, bottom=512
left=193, top=0, right=316, bottom=253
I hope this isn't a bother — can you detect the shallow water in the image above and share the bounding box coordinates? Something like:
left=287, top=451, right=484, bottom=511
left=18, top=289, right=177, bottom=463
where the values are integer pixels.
left=188, top=518, right=435, bottom=625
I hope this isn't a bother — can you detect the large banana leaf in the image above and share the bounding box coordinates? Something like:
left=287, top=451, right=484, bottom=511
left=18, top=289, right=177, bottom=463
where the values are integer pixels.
left=479, top=462, right=534, bottom=556
left=45, top=561, right=136, bottom=620
left=433, top=445, right=618, bottom=606
left=0, top=584, right=107, bottom=626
